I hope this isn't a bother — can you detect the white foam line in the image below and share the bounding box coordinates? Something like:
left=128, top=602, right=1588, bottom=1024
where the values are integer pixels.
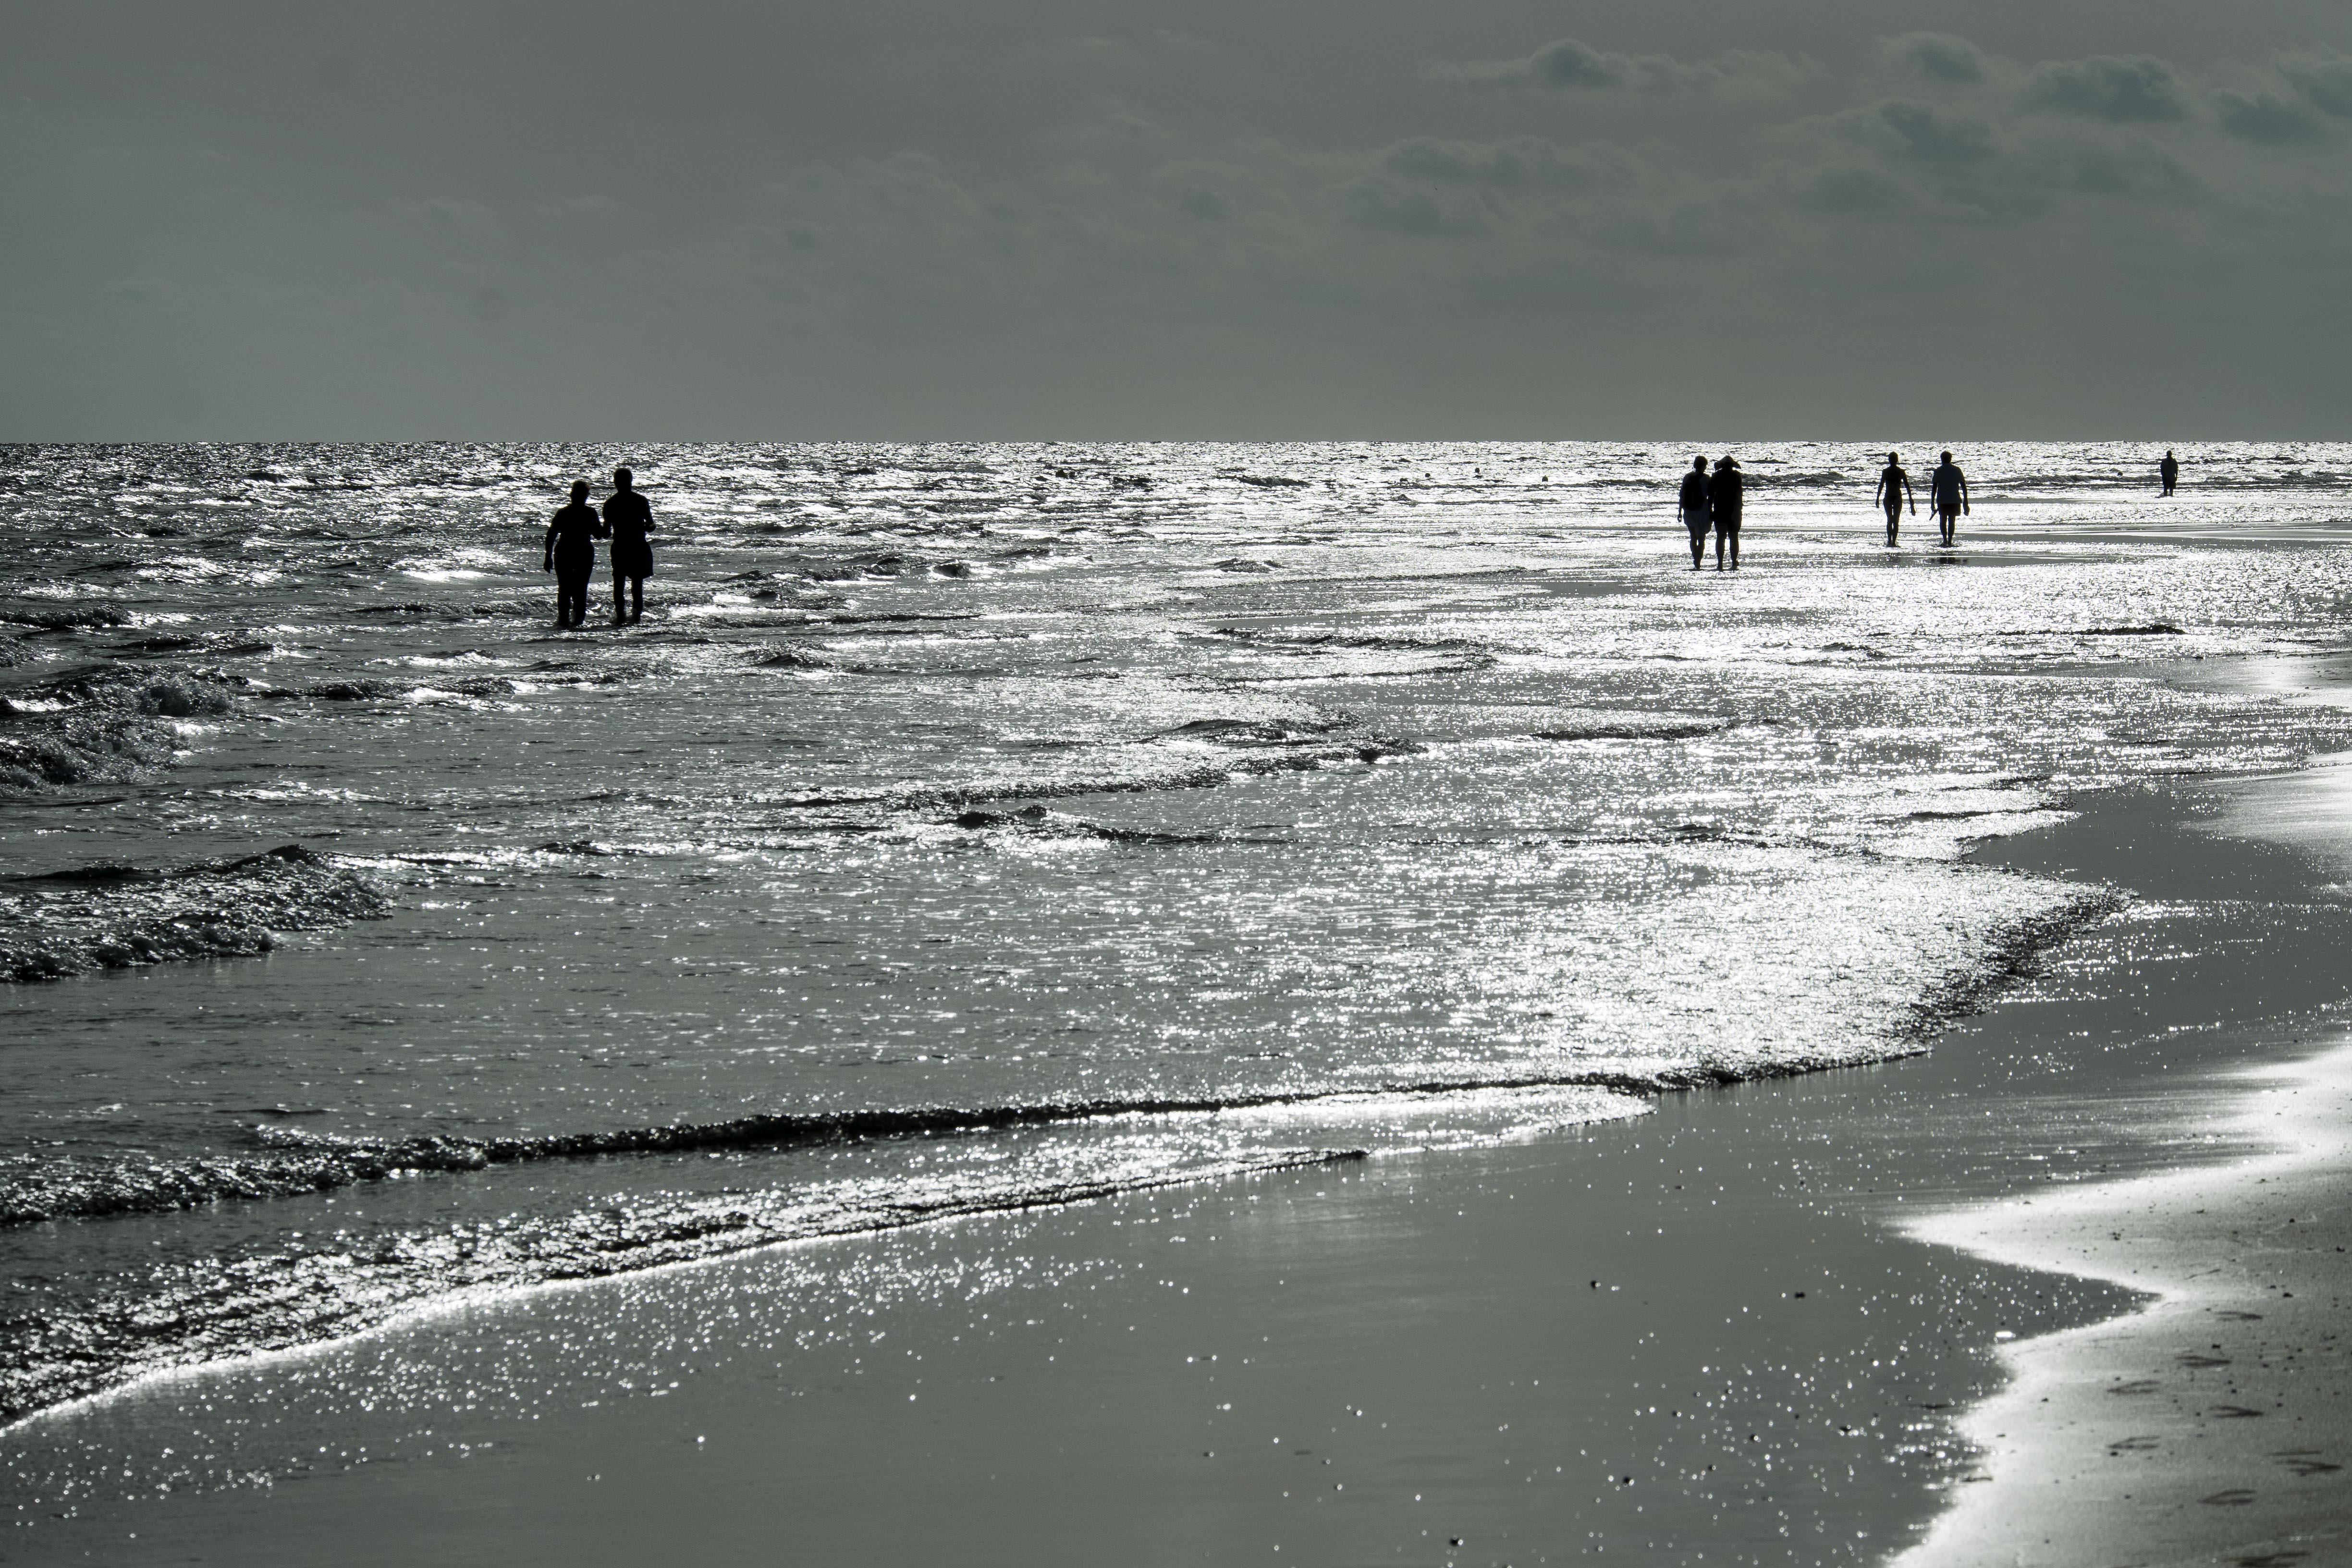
left=1892, top=1038, right=2352, bottom=1566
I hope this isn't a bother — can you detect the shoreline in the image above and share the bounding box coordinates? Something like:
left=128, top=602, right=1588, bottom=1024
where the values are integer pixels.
left=1896, top=1039, right=2352, bottom=1566
left=1892, top=753, right=2352, bottom=1566
left=12, top=763, right=2352, bottom=1561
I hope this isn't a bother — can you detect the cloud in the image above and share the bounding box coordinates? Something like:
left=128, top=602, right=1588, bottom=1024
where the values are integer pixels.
left=1788, top=165, right=1917, bottom=217
left=1833, top=99, right=2001, bottom=164
left=1377, top=135, right=1633, bottom=189
left=2277, top=47, right=2352, bottom=116
left=1880, top=33, right=1989, bottom=86
left=1337, top=178, right=1482, bottom=235
left=1429, top=38, right=1802, bottom=95
left=2020, top=55, right=2193, bottom=122
left=2212, top=88, right=2328, bottom=145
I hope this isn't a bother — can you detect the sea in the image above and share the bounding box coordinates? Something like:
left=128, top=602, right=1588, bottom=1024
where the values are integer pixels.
left=4, top=439, right=2350, bottom=1436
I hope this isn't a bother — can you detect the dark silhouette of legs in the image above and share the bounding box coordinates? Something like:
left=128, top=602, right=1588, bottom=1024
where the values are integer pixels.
left=1884, top=502, right=1902, bottom=546
left=1687, top=526, right=1707, bottom=569
left=613, top=576, right=644, bottom=623
left=1938, top=506, right=1958, bottom=547
left=557, top=571, right=589, bottom=628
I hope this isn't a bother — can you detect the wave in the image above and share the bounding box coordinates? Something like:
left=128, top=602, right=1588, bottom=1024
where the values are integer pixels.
left=1157, top=716, right=1349, bottom=745
left=1529, top=710, right=1728, bottom=742
left=0, top=875, right=2117, bottom=1423
left=293, top=674, right=528, bottom=703
left=948, top=804, right=1253, bottom=846
left=0, top=1086, right=1417, bottom=1229
left=0, top=863, right=2114, bottom=1225
left=1213, top=627, right=1497, bottom=657
left=0, top=667, right=241, bottom=793
left=768, top=735, right=1421, bottom=820
left=0, top=606, right=133, bottom=632
left=0, top=1145, right=1371, bottom=1426
left=0, top=844, right=389, bottom=985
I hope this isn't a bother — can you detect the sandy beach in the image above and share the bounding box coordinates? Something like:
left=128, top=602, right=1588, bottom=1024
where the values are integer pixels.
left=1900, top=754, right=2352, bottom=1568
left=1900, top=1042, right=2352, bottom=1568
left=13, top=758, right=2352, bottom=1565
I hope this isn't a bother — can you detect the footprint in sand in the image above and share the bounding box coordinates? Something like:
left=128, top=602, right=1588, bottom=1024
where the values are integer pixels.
left=2107, top=1379, right=2163, bottom=1395
left=2200, top=1487, right=2258, bottom=1506
left=2107, top=1434, right=2161, bottom=1455
left=2272, top=1450, right=2342, bottom=1476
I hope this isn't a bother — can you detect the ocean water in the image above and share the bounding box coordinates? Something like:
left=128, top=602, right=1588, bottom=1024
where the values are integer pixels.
left=4, top=440, right=2351, bottom=1429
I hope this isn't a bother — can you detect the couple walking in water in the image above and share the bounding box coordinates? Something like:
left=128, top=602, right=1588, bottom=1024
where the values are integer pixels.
left=544, top=466, right=655, bottom=628
left=1676, top=455, right=1745, bottom=570
left=1873, top=451, right=1969, bottom=548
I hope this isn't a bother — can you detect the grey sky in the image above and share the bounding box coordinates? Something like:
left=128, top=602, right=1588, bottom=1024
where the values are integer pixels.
left=6, top=1, right=2348, bottom=439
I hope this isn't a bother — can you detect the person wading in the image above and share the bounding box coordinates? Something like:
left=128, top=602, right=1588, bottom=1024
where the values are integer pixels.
left=1930, top=451, right=1969, bottom=547
left=1874, top=452, right=1915, bottom=547
left=603, top=466, right=654, bottom=624
left=1707, top=454, right=1744, bottom=571
left=2160, top=449, right=2180, bottom=497
left=543, top=479, right=604, bottom=629
left=1677, top=455, right=1712, bottom=570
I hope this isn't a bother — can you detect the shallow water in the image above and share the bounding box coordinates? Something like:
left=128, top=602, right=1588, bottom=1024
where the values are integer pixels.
left=4, top=439, right=2350, bottom=1428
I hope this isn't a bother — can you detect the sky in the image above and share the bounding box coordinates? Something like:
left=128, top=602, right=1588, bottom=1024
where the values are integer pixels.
left=5, top=1, right=2350, bottom=440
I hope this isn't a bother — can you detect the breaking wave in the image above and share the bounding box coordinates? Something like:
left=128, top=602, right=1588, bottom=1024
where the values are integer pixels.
left=0, top=667, right=241, bottom=792
left=0, top=1145, right=1374, bottom=1426
left=0, top=844, right=389, bottom=985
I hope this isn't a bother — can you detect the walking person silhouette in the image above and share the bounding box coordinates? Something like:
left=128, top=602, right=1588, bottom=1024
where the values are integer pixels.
left=602, top=466, right=654, bottom=623
left=1707, top=455, right=1743, bottom=570
left=1677, top=456, right=1712, bottom=570
left=2160, top=449, right=2180, bottom=497
left=543, top=480, right=605, bottom=629
left=1874, top=452, right=1915, bottom=547
left=1930, top=451, right=1969, bottom=547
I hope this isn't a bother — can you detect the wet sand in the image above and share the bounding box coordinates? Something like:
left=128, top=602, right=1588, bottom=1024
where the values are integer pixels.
left=1899, top=757, right=2352, bottom=1568
left=1899, top=1043, right=2352, bottom=1567
left=11, top=773, right=2352, bottom=1565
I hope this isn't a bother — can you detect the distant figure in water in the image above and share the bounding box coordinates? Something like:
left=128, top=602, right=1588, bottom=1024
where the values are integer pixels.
left=543, top=480, right=604, bottom=629
left=1707, top=455, right=1743, bottom=570
left=603, top=466, right=654, bottom=623
left=1874, top=452, right=1915, bottom=547
left=1677, top=456, right=1712, bottom=569
left=2160, top=449, right=2180, bottom=497
left=1930, top=451, right=1969, bottom=547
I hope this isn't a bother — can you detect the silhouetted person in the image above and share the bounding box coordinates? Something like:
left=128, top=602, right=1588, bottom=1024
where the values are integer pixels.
left=2160, top=449, right=2180, bottom=497
left=1677, top=456, right=1712, bottom=569
left=543, top=479, right=604, bottom=629
left=1930, top=450, right=1969, bottom=547
left=603, top=466, right=654, bottom=623
left=1707, top=455, right=1743, bottom=570
left=1874, top=452, right=1915, bottom=547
